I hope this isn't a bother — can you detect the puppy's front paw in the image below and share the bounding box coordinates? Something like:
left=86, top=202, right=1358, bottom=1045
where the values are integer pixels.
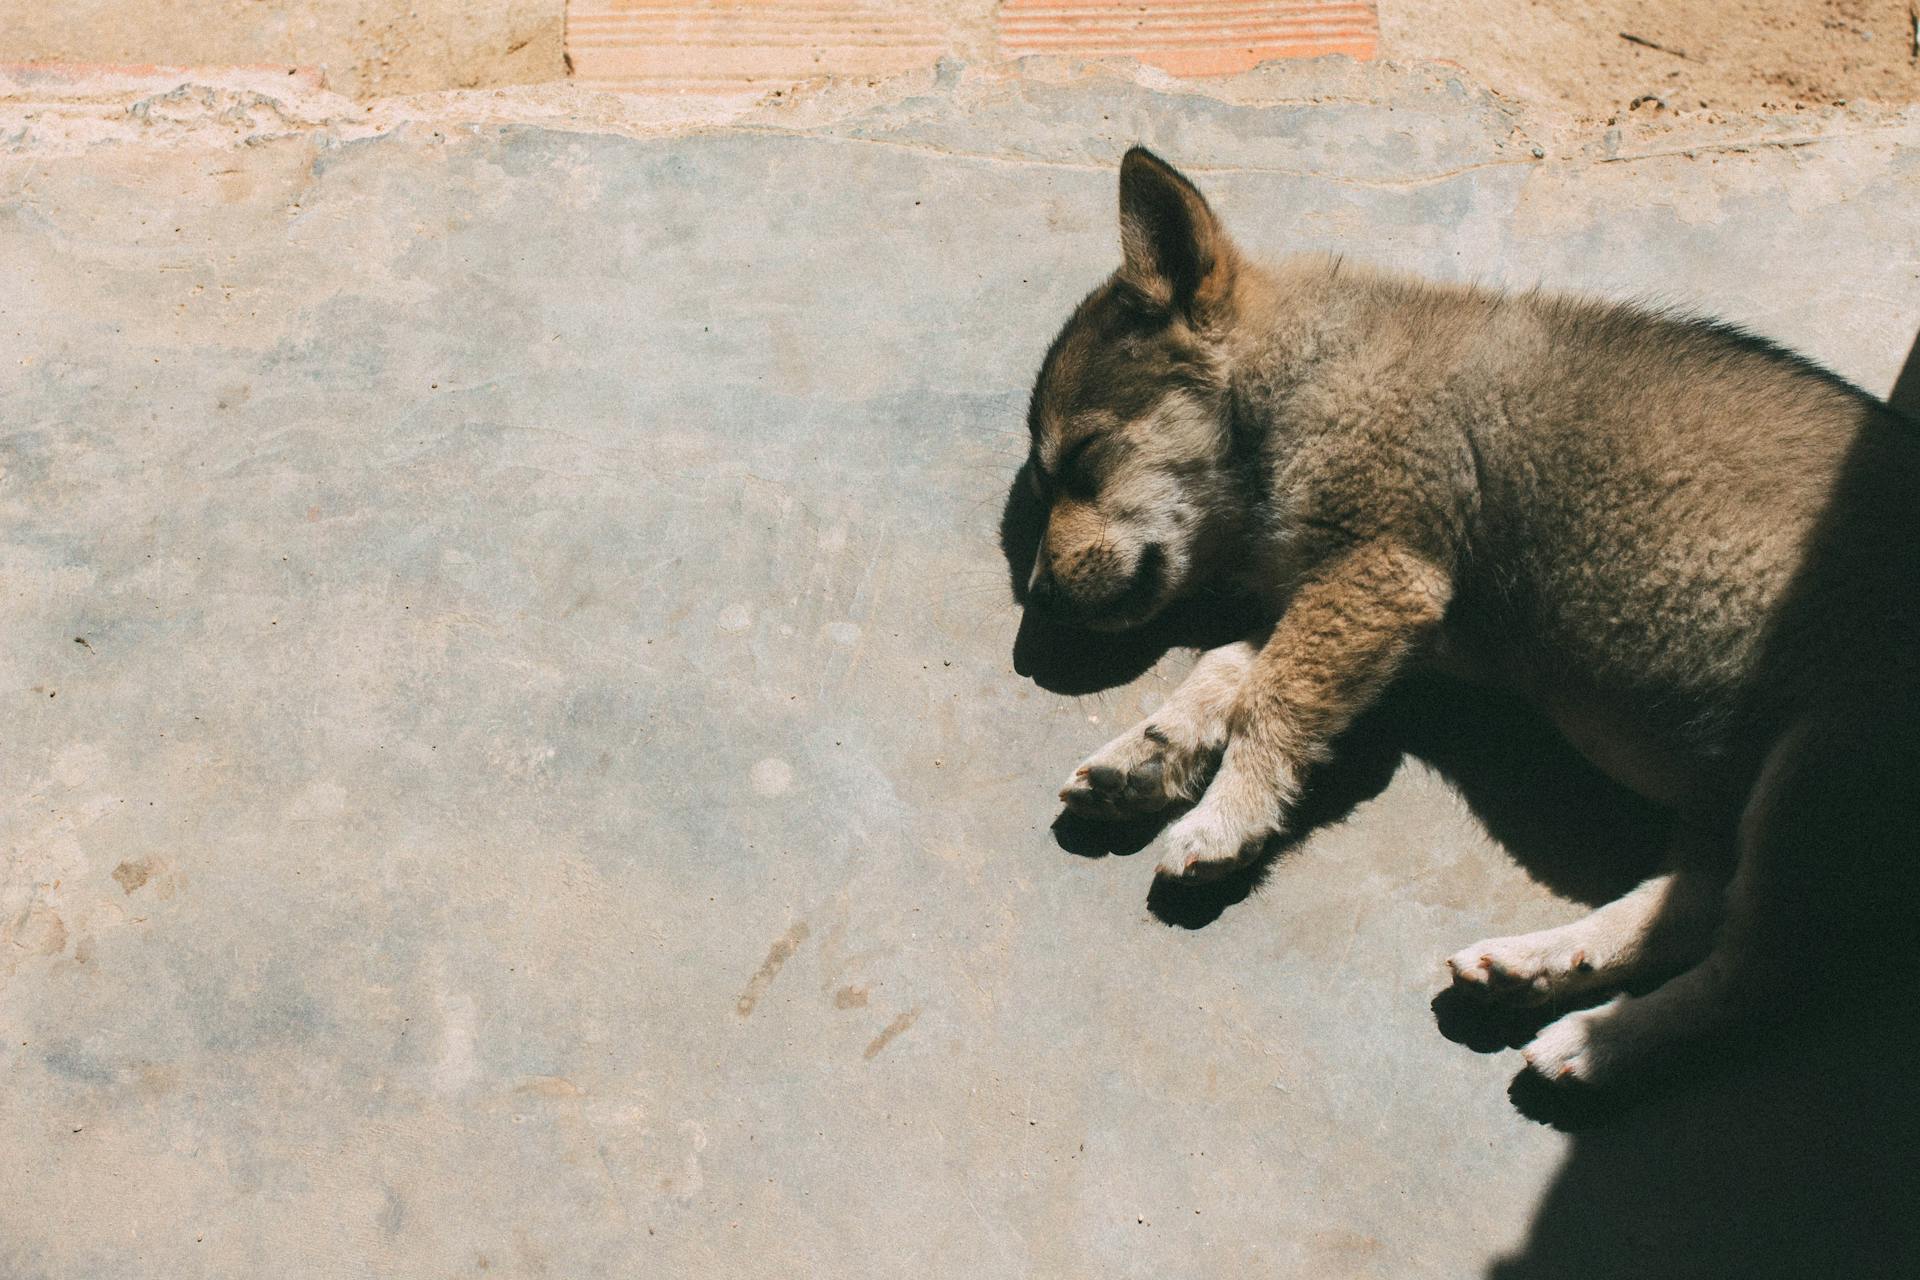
left=1156, top=781, right=1276, bottom=882
left=1060, top=720, right=1214, bottom=819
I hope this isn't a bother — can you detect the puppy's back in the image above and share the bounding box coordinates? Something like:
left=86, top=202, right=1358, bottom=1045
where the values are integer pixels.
left=1272, top=265, right=1920, bottom=759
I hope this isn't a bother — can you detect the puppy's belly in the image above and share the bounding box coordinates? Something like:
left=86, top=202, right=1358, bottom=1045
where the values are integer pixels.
left=1539, top=693, right=1718, bottom=813
left=1426, top=626, right=1731, bottom=813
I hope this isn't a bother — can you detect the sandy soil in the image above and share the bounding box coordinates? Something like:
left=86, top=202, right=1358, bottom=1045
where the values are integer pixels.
left=0, top=0, right=565, bottom=98
left=0, top=0, right=1915, bottom=116
left=1385, top=0, right=1920, bottom=123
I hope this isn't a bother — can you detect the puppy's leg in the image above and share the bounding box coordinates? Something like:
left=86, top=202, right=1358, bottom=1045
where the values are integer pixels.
left=1448, top=829, right=1730, bottom=1004
left=1523, top=706, right=1919, bottom=1085
left=1519, top=949, right=1737, bottom=1085
left=1061, top=640, right=1257, bottom=817
left=1160, top=542, right=1451, bottom=880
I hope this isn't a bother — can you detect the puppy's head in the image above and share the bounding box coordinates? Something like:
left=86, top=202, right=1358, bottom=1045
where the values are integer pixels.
left=1008, top=147, right=1245, bottom=631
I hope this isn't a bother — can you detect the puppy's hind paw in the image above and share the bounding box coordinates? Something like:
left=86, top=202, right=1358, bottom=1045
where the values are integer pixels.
left=1447, top=933, right=1597, bottom=1005
left=1521, top=1000, right=1624, bottom=1086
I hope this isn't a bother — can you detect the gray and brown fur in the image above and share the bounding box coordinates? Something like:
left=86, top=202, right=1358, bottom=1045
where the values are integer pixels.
left=1008, top=146, right=1920, bottom=1086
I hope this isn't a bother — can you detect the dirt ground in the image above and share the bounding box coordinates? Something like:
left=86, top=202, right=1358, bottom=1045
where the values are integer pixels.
left=0, top=0, right=1916, bottom=113
left=1386, top=0, right=1920, bottom=122
left=0, top=0, right=566, bottom=97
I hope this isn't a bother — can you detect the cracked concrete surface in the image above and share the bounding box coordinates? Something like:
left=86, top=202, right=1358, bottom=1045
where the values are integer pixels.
left=2, top=57, right=1918, bottom=1279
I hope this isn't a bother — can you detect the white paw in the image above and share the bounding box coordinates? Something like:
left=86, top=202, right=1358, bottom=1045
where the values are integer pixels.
left=1447, top=931, right=1598, bottom=1005
left=1521, top=999, right=1625, bottom=1085
left=1059, top=720, right=1214, bottom=819
left=1156, top=791, right=1273, bottom=882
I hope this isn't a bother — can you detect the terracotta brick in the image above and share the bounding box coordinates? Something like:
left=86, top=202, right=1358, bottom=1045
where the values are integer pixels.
left=566, top=1, right=1377, bottom=95
left=566, top=0, right=952, bottom=94
left=998, top=0, right=1378, bottom=76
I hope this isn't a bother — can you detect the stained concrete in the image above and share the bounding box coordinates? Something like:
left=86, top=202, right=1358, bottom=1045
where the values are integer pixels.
left=2, top=62, right=1918, bottom=1278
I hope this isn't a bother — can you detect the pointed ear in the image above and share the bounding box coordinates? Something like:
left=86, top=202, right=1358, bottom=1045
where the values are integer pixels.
left=1117, top=146, right=1233, bottom=317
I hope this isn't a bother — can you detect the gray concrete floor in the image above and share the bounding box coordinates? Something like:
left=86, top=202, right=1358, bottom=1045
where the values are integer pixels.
left=3, top=60, right=1918, bottom=1279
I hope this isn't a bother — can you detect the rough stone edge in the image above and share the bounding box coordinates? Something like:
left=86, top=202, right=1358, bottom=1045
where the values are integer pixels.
left=1, top=54, right=1916, bottom=173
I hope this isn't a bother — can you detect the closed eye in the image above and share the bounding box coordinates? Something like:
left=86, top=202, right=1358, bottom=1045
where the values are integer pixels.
left=1055, top=434, right=1108, bottom=494
left=1030, top=434, right=1102, bottom=499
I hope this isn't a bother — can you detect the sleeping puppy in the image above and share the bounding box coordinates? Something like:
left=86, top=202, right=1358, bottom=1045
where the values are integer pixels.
left=1008, top=146, right=1920, bottom=1086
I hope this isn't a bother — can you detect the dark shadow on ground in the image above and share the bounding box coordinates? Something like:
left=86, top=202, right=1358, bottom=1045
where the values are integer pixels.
left=1050, top=809, right=1168, bottom=859
left=1488, top=1005, right=1920, bottom=1277
left=1430, top=986, right=1572, bottom=1056
left=1011, top=597, right=1260, bottom=697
